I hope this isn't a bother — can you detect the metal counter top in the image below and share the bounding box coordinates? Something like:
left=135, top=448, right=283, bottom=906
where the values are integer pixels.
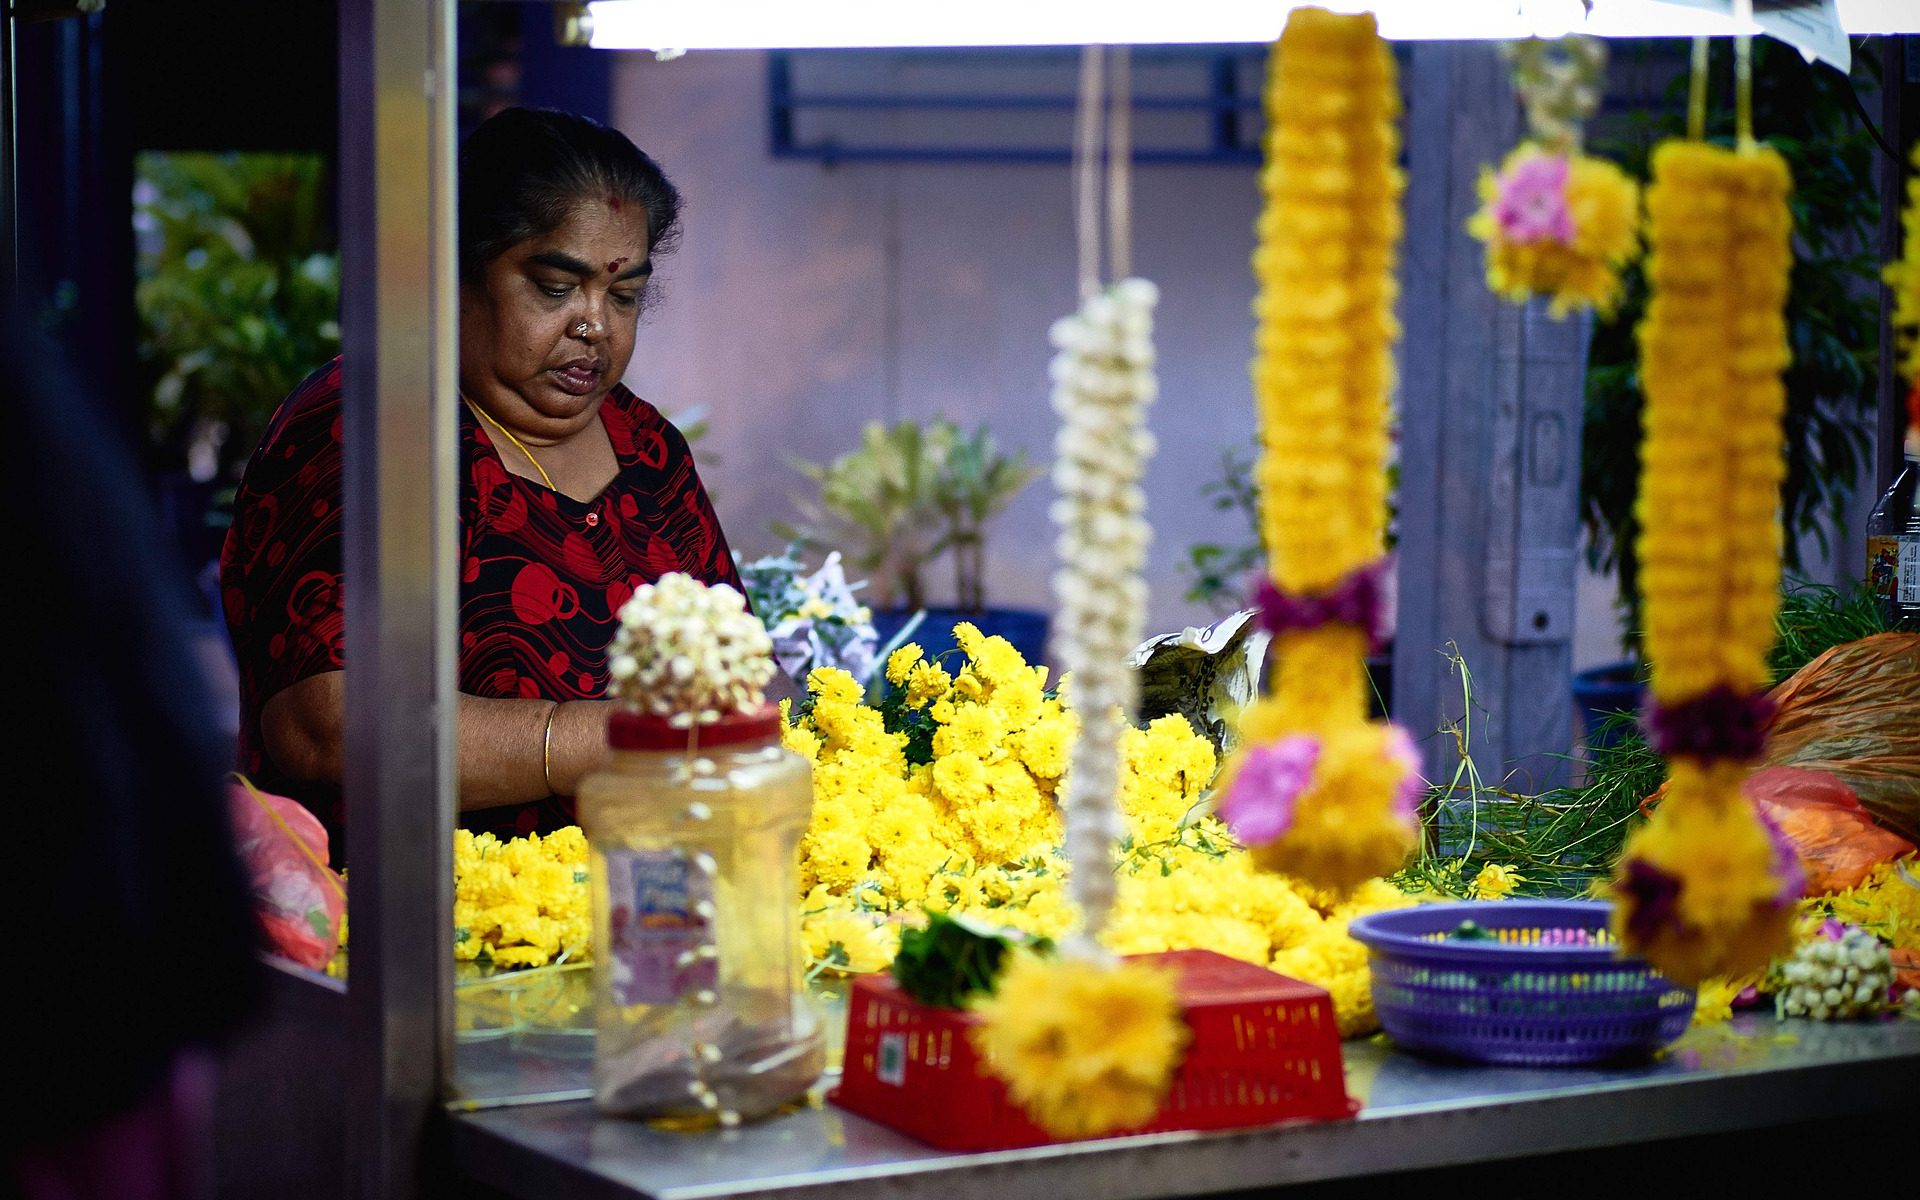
left=446, top=1014, right=1920, bottom=1200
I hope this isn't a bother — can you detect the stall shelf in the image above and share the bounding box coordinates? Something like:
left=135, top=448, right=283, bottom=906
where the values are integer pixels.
left=304, top=4, right=1920, bottom=1199
left=446, top=1014, right=1920, bottom=1200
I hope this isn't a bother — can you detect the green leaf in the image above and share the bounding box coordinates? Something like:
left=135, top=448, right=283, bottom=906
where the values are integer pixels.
left=890, top=911, right=1052, bottom=1008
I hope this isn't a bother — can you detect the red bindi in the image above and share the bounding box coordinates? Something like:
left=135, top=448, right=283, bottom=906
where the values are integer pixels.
left=607, top=195, right=622, bottom=211
left=606, top=257, right=629, bottom=275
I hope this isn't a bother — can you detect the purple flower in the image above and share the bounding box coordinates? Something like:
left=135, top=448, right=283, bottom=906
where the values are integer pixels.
left=1818, top=919, right=1850, bottom=942
left=1493, top=152, right=1575, bottom=244
left=1752, top=797, right=1807, bottom=907
left=1218, top=737, right=1321, bottom=845
left=1620, top=857, right=1686, bottom=947
left=1383, top=723, right=1424, bottom=823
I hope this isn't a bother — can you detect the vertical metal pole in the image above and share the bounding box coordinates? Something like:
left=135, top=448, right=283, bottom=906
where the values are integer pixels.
left=1395, top=41, right=1583, bottom=798
left=339, top=1, right=457, bottom=1197
left=2, top=1, right=19, bottom=302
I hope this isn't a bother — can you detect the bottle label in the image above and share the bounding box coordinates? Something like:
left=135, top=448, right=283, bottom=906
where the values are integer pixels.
left=1901, top=536, right=1920, bottom=607
left=604, top=848, right=715, bottom=1007
left=1868, top=536, right=1899, bottom=601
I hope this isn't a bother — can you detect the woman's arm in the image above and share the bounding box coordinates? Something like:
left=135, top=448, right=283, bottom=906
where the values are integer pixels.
left=260, top=671, right=613, bottom=810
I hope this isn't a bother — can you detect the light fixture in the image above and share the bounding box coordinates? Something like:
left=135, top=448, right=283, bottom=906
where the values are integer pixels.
left=585, top=1, right=1919, bottom=54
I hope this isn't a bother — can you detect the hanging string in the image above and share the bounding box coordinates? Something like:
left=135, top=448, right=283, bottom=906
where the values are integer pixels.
left=1074, top=45, right=1106, bottom=301
left=1105, top=46, right=1134, bottom=284
left=1733, top=0, right=1755, bottom=148
left=1734, top=36, right=1755, bottom=148
left=1688, top=36, right=1709, bottom=142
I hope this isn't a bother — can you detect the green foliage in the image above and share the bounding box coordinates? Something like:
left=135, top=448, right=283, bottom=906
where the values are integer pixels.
left=1178, top=440, right=1399, bottom=613
left=890, top=910, right=1051, bottom=1009
left=134, top=153, right=340, bottom=480
left=935, top=423, right=1043, bottom=610
left=1583, top=41, right=1883, bottom=649
left=1400, top=573, right=1891, bottom=898
left=1769, top=576, right=1890, bottom=685
left=872, top=656, right=941, bottom=766
left=1397, top=645, right=1664, bottom=899
left=1178, top=443, right=1263, bottom=612
left=779, top=419, right=1037, bottom=611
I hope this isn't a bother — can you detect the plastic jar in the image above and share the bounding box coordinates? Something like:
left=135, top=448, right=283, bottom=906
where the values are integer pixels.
left=578, top=703, right=823, bottom=1123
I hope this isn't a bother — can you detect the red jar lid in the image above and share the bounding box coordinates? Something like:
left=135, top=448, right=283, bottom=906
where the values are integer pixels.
left=608, top=702, right=782, bottom=751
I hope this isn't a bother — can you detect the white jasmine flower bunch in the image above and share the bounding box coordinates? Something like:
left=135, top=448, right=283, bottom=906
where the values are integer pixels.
left=1774, top=925, right=1896, bottom=1021
left=608, top=573, right=776, bottom=726
left=1048, top=277, right=1160, bottom=937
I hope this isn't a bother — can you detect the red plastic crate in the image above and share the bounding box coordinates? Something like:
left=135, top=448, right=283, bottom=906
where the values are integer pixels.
left=830, top=948, right=1358, bottom=1150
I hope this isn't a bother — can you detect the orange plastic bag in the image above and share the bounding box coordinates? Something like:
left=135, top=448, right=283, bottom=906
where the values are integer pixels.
left=1743, top=766, right=1917, bottom=895
left=1762, top=633, right=1920, bottom=845
left=226, top=777, right=347, bottom=970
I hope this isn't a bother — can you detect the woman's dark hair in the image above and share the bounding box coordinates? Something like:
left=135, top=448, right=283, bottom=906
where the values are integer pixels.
left=459, top=107, right=682, bottom=284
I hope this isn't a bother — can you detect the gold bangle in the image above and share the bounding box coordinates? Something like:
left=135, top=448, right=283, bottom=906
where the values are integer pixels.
left=542, top=701, right=562, bottom=796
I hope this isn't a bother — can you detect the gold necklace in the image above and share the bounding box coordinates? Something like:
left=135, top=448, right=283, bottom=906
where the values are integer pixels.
left=463, top=395, right=556, bottom=491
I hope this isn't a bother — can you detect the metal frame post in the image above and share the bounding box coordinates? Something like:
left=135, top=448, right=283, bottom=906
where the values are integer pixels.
left=1395, top=41, right=1585, bottom=798
left=339, top=1, right=458, bottom=1196
left=2, top=1, right=18, bottom=301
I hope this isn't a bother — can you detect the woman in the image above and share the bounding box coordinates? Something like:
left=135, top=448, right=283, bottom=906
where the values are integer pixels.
left=222, top=108, right=742, bottom=852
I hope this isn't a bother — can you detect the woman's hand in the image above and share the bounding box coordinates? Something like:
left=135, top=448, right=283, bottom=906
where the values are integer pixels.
left=261, top=671, right=613, bottom=809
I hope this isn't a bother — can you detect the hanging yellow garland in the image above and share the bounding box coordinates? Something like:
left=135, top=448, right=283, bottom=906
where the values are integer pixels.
left=1608, top=136, right=1803, bottom=987
left=1884, top=141, right=1920, bottom=452
left=1216, top=7, right=1419, bottom=891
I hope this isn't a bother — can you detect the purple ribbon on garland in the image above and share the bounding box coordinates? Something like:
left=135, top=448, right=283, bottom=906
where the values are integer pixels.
left=1254, top=559, right=1392, bottom=651
left=1643, top=685, right=1775, bottom=763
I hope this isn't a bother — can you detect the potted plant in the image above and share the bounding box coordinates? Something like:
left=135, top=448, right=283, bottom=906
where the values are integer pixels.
left=134, top=151, right=341, bottom=618
left=780, top=418, right=1044, bottom=665
left=1575, top=39, right=1883, bottom=742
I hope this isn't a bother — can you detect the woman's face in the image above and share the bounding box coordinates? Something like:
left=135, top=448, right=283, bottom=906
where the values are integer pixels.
left=459, top=196, right=654, bottom=437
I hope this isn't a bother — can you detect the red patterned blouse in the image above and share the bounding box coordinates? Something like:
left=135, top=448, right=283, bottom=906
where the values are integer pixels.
left=220, top=359, right=742, bottom=853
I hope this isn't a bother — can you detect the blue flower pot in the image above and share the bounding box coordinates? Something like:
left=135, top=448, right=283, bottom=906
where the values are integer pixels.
left=1572, top=660, right=1646, bottom=750
left=871, top=607, right=1051, bottom=672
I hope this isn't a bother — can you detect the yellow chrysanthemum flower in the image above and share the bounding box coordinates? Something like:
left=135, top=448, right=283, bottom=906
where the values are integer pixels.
left=802, top=909, right=896, bottom=975
left=884, top=644, right=924, bottom=685
left=970, top=953, right=1187, bottom=1139
left=450, top=825, right=592, bottom=969
left=1470, top=863, right=1524, bottom=901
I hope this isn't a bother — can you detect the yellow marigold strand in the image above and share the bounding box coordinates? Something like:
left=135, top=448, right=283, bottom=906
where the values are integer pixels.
left=1226, top=8, right=1417, bottom=890
left=1611, top=140, right=1798, bottom=986
left=1251, top=7, right=1401, bottom=591
left=1885, top=142, right=1920, bottom=452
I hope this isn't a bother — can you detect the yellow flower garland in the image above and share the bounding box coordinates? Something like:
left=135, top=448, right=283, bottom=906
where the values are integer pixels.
left=969, top=953, right=1187, bottom=1139
left=1224, top=7, right=1418, bottom=889
left=1887, top=143, right=1920, bottom=394
left=1609, top=140, right=1799, bottom=987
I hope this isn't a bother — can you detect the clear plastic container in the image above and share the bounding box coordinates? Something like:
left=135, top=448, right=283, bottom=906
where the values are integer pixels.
left=1865, top=451, right=1919, bottom=632
left=578, top=704, right=823, bottom=1124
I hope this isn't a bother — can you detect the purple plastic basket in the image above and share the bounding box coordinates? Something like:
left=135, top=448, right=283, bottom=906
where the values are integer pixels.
left=1347, top=900, right=1695, bottom=1066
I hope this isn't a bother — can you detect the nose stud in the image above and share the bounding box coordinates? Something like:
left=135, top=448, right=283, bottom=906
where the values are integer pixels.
left=574, top=321, right=592, bottom=337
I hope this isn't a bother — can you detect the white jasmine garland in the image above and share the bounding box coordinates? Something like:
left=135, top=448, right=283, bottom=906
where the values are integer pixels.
left=608, top=573, right=776, bottom=726
left=1050, top=278, right=1160, bottom=939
